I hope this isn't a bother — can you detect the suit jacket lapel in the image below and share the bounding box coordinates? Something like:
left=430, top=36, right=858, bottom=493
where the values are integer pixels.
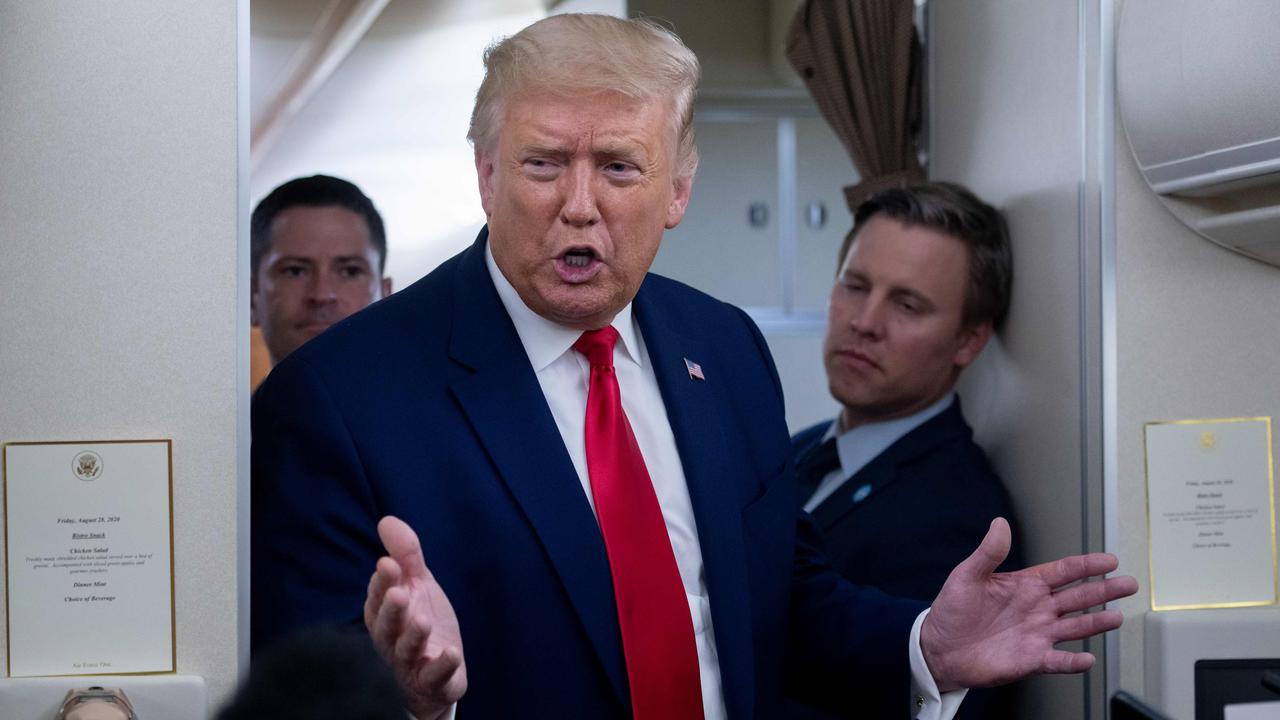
left=445, top=231, right=628, bottom=704
left=811, top=453, right=896, bottom=528
left=635, top=281, right=756, bottom=719
left=811, top=401, right=971, bottom=530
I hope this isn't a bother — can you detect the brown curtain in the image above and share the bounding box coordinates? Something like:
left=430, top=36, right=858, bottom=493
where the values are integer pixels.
left=786, top=0, right=924, bottom=211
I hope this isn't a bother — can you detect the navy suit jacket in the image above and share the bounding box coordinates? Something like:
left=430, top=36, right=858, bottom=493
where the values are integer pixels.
left=791, top=400, right=1023, bottom=600
left=790, top=400, right=1023, bottom=718
left=251, top=230, right=924, bottom=719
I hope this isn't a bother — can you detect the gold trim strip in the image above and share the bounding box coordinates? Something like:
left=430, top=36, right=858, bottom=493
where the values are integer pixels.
left=4, top=443, right=12, bottom=678
left=1143, top=416, right=1272, bottom=426
left=167, top=439, right=176, bottom=674
left=6, top=668, right=178, bottom=679
left=3, top=439, right=173, bottom=446
left=1152, top=599, right=1277, bottom=612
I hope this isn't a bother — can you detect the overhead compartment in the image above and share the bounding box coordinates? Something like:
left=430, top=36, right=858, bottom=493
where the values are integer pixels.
left=1117, top=0, right=1280, bottom=267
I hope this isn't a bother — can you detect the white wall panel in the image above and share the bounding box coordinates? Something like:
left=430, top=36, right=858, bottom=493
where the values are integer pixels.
left=933, top=0, right=1280, bottom=713
left=0, top=0, right=243, bottom=708
left=1113, top=130, right=1280, bottom=701
left=929, top=1, right=1099, bottom=717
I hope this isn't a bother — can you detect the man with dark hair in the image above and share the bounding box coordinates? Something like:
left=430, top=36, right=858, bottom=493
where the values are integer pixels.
left=791, top=181, right=1023, bottom=716
left=250, top=174, right=391, bottom=365
left=217, top=627, right=406, bottom=720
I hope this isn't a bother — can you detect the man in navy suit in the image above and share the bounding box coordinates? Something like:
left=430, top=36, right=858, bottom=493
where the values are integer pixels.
left=251, top=15, right=1136, bottom=720
left=791, top=183, right=1024, bottom=717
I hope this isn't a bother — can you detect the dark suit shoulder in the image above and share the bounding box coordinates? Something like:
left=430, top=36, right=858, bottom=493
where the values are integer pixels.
left=883, top=403, right=1017, bottom=522
left=894, top=438, right=1017, bottom=534
left=637, top=272, right=761, bottom=338
left=637, top=270, right=726, bottom=305
left=287, top=249, right=463, bottom=367
left=637, top=271, right=787, bottom=409
left=790, top=420, right=830, bottom=459
left=893, top=405, right=1016, bottom=519
left=803, top=399, right=1024, bottom=595
left=636, top=271, right=792, bottom=462
left=258, top=241, right=484, bottom=409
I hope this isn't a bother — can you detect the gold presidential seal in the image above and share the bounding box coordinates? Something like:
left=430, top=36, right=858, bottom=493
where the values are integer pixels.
left=1199, top=431, right=1217, bottom=451
left=73, top=450, right=103, bottom=481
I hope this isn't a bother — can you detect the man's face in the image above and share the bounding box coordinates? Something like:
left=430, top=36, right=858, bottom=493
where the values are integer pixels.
left=251, top=205, right=390, bottom=363
left=823, top=215, right=992, bottom=429
left=475, top=91, right=692, bottom=330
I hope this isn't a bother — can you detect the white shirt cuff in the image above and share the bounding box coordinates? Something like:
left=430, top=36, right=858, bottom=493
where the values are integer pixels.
left=408, top=706, right=455, bottom=720
left=909, top=608, right=968, bottom=720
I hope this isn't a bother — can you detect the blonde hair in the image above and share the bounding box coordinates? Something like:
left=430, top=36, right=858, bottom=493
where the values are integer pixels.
left=467, top=13, right=701, bottom=179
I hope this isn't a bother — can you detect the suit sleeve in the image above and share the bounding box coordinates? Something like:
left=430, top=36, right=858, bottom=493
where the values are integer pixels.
left=250, top=357, right=385, bottom=655
left=730, top=306, right=927, bottom=717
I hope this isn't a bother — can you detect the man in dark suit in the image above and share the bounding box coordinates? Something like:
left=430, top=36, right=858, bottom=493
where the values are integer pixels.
left=251, top=15, right=1135, bottom=720
left=792, top=182, right=1024, bottom=717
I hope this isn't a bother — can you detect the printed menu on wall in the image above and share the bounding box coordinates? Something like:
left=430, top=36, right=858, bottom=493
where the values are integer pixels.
left=4, top=440, right=175, bottom=676
left=1145, top=418, right=1276, bottom=611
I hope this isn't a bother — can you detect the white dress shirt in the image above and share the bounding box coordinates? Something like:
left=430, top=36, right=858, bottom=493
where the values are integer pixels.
left=485, top=246, right=962, bottom=719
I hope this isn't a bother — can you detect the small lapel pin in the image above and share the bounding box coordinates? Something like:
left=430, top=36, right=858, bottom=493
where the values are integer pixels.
left=684, top=357, right=705, bottom=381
left=851, top=484, right=872, bottom=504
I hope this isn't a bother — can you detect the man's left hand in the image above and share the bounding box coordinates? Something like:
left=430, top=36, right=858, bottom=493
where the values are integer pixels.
left=920, top=517, right=1138, bottom=692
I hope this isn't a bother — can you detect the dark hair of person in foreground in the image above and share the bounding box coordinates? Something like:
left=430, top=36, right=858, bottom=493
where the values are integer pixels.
left=216, top=626, right=406, bottom=720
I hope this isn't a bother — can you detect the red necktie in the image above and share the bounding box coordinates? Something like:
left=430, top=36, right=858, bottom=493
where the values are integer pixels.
left=573, top=327, right=704, bottom=720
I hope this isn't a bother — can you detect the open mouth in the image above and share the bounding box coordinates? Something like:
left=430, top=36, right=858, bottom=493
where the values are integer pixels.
left=555, top=247, right=603, bottom=283
left=562, top=247, right=596, bottom=267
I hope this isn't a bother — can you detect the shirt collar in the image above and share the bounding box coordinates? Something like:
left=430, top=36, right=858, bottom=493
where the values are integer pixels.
left=823, top=392, right=956, bottom=479
left=485, top=241, right=642, bottom=372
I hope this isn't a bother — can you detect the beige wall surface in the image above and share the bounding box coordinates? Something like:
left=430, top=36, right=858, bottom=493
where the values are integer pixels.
left=933, top=0, right=1280, bottom=712
left=1112, top=135, right=1280, bottom=696
left=0, top=0, right=243, bottom=707
left=929, top=1, right=1104, bottom=717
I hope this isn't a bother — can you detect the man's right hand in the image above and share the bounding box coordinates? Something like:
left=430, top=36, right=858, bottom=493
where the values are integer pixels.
left=365, top=515, right=467, bottom=720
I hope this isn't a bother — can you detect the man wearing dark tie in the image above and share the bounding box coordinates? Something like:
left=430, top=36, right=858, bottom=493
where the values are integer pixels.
left=251, top=14, right=1136, bottom=720
left=791, top=182, right=1025, bottom=718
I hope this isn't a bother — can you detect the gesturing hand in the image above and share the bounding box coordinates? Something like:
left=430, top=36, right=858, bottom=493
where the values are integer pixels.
left=920, top=517, right=1138, bottom=692
left=364, top=516, right=467, bottom=720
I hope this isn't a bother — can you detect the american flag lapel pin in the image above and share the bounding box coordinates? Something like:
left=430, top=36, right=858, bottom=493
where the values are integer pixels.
left=684, top=357, right=705, bottom=381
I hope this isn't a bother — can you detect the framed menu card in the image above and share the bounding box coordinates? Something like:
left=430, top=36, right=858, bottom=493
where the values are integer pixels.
left=4, top=440, right=175, bottom=676
left=1145, top=418, right=1276, bottom=611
